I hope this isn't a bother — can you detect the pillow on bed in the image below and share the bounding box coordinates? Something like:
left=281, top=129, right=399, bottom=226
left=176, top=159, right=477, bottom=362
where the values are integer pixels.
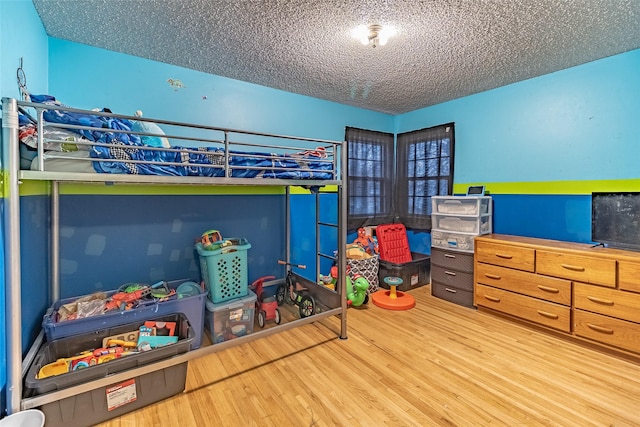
left=131, top=111, right=171, bottom=148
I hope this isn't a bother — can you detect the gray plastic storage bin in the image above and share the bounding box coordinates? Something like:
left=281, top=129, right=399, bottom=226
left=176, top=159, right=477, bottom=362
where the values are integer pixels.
left=42, top=279, right=206, bottom=349
left=35, top=362, right=187, bottom=427
left=378, top=252, right=431, bottom=291
left=26, top=313, right=194, bottom=395
left=205, top=290, right=257, bottom=344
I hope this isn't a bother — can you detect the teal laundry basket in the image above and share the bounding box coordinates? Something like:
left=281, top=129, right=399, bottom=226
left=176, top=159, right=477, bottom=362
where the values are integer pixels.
left=196, top=238, right=251, bottom=303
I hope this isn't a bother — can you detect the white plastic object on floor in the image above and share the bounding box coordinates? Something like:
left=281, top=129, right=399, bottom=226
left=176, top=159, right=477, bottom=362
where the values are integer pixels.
left=0, top=409, right=45, bottom=427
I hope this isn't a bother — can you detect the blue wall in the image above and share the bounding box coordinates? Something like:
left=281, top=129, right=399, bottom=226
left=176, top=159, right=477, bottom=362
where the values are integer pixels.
left=399, top=49, right=640, bottom=245
left=0, top=0, right=49, bottom=415
left=397, top=50, right=640, bottom=184
left=47, top=39, right=394, bottom=142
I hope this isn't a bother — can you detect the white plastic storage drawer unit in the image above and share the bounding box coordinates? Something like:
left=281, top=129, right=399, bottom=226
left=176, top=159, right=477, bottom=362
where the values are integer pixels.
left=432, top=196, right=491, bottom=216
left=432, top=214, right=492, bottom=235
left=431, top=195, right=493, bottom=307
left=431, top=195, right=493, bottom=253
left=431, top=230, right=477, bottom=253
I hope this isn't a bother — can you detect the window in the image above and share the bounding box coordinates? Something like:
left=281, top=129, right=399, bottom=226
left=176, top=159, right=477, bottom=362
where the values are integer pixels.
left=396, top=123, right=455, bottom=230
left=346, top=123, right=455, bottom=232
left=345, top=127, right=395, bottom=231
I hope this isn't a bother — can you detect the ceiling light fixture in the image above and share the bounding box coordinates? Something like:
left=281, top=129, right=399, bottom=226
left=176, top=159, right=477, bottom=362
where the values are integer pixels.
left=351, top=24, right=397, bottom=48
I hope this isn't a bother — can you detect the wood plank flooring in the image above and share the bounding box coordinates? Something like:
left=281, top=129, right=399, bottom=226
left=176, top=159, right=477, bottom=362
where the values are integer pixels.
left=97, top=285, right=640, bottom=426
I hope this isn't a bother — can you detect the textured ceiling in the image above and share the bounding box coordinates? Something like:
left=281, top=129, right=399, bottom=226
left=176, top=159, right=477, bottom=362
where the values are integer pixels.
left=32, top=0, right=640, bottom=115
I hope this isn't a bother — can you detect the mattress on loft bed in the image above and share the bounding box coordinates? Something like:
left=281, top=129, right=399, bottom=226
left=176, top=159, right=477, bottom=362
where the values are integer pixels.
left=18, top=95, right=334, bottom=180
left=25, top=144, right=333, bottom=179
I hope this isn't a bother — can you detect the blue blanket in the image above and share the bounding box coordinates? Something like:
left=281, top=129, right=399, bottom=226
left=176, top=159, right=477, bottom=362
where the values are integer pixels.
left=29, top=95, right=333, bottom=179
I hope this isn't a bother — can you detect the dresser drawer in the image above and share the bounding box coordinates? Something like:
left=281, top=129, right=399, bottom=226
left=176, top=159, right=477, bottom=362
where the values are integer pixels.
left=475, top=240, right=535, bottom=272
left=618, top=260, right=640, bottom=293
left=431, top=265, right=473, bottom=292
left=431, top=248, right=474, bottom=272
left=476, top=263, right=571, bottom=305
left=574, top=282, right=640, bottom=323
left=431, top=281, right=474, bottom=308
left=536, top=250, right=615, bottom=287
left=475, top=284, right=571, bottom=332
left=574, top=309, right=640, bottom=353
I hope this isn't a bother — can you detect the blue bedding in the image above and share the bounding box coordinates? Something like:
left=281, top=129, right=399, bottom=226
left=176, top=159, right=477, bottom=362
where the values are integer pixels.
left=27, top=95, right=333, bottom=179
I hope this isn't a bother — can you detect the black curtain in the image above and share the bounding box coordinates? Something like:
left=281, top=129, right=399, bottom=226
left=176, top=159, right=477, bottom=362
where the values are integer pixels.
left=396, top=123, right=455, bottom=230
left=345, top=127, right=395, bottom=231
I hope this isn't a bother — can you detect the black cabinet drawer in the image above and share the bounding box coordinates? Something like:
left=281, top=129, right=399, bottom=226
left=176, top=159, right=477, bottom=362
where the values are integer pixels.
left=431, top=281, right=474, bottom=308
left=431, top=247, right=474, bottom=272
left=431, top=264, right=473, bottom=292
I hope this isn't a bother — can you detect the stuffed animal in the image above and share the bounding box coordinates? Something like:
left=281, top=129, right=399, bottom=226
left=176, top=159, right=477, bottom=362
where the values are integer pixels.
left=353, top=227, right=379, bottom=255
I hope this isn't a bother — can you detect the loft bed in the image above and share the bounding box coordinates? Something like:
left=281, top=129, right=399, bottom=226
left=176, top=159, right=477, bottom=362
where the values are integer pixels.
left=16, top=94, right=338, bottom=185
left=1, top=96, right=348, bottom=415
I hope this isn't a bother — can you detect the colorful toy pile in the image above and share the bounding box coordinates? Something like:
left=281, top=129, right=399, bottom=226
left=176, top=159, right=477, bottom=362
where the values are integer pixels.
left=36, top=319, right=180, bottom=380
left=55, top=281, right=179, bottom=323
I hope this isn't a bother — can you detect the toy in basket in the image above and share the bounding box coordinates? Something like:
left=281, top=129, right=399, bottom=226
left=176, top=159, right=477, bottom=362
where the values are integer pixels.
left=196, top=236, right=252, bottom=303
left=200, top=229, right=232, bottom=251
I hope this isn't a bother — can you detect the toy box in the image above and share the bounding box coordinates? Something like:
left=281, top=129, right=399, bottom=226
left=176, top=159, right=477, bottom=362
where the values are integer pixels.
left=205, top=290, right=256, bottom=344
left=376, top=223, right=412, bottom=264
left=196, top=238, right=251, bottom=303
left=26, top=313, right=194, bottom=395
left=31, top=363, right=187, bottom=427
left=42, top=279, right=206, bottom=349
left=378, top=252, right=431, bottom=292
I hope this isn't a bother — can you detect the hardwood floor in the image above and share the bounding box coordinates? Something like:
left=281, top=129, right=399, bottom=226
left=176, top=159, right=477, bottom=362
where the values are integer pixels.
left=97, top=285, right=640, bottom=426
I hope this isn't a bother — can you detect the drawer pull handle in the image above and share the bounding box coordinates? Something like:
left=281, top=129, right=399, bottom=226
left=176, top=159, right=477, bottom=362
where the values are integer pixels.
left=445, top=271, right=457, bottom=276
left=496, top=253, right=513, bottom=259
left=587, top=323, right=614, bottom=335
left=537, top=310, right=559, bottom=319
left=484, top=295, right=501, bottom=302
left=445, top=288, right=457, bottom=293
left=485, top=273, right=501, bottom=280
left=537, top=285, right=559, bottom=293
left=444, top=253, right=457, bottom=259
left=561, top=263, right=585, bottom=272
left=587, top=296, right=614, bottom=306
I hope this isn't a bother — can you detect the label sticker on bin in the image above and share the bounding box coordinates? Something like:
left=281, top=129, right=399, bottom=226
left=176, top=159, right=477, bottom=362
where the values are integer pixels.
left=230, top=308, right=244, bottom=321
left=106, top=379, right=137, bottom=411
left=411, top=274, right=419, bottom=286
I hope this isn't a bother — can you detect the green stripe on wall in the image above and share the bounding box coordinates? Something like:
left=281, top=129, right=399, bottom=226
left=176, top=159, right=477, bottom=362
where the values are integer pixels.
left=15, top=180, right=50, bottom=196
left=12, top=181, right=285, bottom=196
left=290, top=185, right=338, bottom=194
left=9, top=181, right=338, bottom=196
left=59, top=184, right=287, bottom=195
left=5, top=180, right=635, bottom=198
left=455, top=179, right=640, bottom=195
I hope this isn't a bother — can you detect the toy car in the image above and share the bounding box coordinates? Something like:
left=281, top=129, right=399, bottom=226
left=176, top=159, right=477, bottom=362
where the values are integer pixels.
left=250, top=276, right=281, bottom=328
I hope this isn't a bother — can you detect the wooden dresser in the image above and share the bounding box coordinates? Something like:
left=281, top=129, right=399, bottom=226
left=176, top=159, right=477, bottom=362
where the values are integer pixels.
left=474, top=234, right=640, bottom=356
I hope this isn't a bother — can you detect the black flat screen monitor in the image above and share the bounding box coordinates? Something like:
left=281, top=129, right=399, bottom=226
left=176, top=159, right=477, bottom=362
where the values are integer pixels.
left=466, top=185, right=485, bottom=196
left=592, top=192, right=640, bottom=251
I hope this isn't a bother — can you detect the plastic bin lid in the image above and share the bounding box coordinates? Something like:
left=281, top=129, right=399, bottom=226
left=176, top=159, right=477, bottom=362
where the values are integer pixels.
left=205, top=289, right=257, bottom=311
